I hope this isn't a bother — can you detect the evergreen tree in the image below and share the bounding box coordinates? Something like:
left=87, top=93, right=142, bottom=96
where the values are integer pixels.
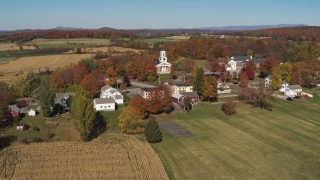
left=39, top=79, right=55, bottom=117
left=193, top=68, right=204, bottom=97
left=72, top=87, right=97, bottom=141
left=144, top=117, right=163, bottom=143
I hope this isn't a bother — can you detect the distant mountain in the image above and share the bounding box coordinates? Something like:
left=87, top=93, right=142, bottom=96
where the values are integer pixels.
left=50, top=26, right=88, bottom=30
left=200, top=24, right=307, bottom=31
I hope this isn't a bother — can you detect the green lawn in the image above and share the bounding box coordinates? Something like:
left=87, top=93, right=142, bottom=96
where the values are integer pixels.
left=22, top=38, right=111, bottom=49
left=2, top=113, right=79, bottom=142
left=152, top=100, right=320, bottom=179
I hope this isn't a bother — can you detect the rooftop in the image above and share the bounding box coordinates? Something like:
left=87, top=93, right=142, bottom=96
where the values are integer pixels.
left=288, top=85, right=302, bottom=90
left=94, top=98, right=115, bottom=104
left=180, top=91, right=199, bottom=98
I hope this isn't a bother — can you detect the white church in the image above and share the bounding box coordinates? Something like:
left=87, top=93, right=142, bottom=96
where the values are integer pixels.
left=155, top=51, right=172, bottom=74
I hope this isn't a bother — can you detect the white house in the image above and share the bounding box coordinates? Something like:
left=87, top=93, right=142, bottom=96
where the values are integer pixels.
left=155, top=51, right=172, bottom=74
left=283, top=85, right=302, bottom=98
left=28, top=109, right=36, bottom=117
left=100, top=85, right=124, bottom=104
left=93, top=98, right=115, bottom=111
left=226, top=57, right=237, bottom=71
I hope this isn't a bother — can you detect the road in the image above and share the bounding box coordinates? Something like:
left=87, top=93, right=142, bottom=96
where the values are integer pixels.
left=122, top=81, right=156, bottom=98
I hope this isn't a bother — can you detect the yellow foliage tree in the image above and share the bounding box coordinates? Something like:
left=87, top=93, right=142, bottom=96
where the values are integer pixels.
left=118, top=106, right=145, bottom=134
left=271, top=62, right=292, bottom=89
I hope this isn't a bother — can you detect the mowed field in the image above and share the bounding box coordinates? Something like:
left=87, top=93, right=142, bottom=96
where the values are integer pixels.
left=0, top=135, right=168, bottom=180
left=23, top=38, right=111, bottom=48
left=0, top=43, right=36, bottom=51
left=0, top=54, right=92, bottom=83
left=153, top=99, right=320, bottom=179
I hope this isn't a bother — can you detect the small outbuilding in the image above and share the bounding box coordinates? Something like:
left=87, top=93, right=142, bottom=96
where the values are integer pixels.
left=28, top=109, right=37, bottom=117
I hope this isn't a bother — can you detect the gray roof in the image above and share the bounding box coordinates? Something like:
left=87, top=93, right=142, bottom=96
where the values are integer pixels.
left=114, top=95, right=123, bottom=100
left=172, top=93, right=184, bottom=99
left=109, top=89, right=118, bottom=94
left=233, top=56, right=265, bottom=63
left=94, top=98, right=115, bottom=104
left=180, top=92, right=199, bottom=98
left=175, top=84, right=192, bottom=87
left=101, top=85, right=111, bottom=91
left=9, top=105, right=20, bottom=112
left=55, top=92, right=75, bottom=103
left=288, top=85, right=302, bottom=90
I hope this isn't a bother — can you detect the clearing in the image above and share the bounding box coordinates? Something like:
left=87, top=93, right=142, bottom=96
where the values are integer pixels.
left=0, top=134, right=168, bottom=180
left=153, top=99, right=320, bottom=179
left=0, top=54, right=92, bottom=83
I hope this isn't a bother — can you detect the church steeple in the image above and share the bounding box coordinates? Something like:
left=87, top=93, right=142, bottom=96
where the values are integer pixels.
left=159, top=50, right=167, bottom=63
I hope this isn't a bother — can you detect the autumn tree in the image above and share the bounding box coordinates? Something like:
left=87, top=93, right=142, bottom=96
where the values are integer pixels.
left=206, top=56, right=221, bottom=72
left=120, top=75, right=130, bottom=89
left=73, top=62, right=89, bottom=84
left=145, top=87, right=173, bottom=114
left=239, top=71, right=249, bottom=88
left=260, top=57, right=277, bottom=77
left=144, top=117, right=163, bottom=143
left=106, top=66, right=117, bottom=87
left=80, top=69, right=104, bottom=97
left=301, top=58, right=320, bottom=87
left=221, top=99, right=237, bottom=116
left=245, top=60, right=256, bottom=80
left=0, top=82, right=15, bottom=120
left=193, top=68, right=204, bottom=97
left=290, top=62, right=302, bottom=85
left=118, top=106, right=145, bottom=134
left=72, top=87, right=97, bottom=141
left=271, top=63, right=292, bottom=89
left=128, top=95, right=148, bottom=119
left=39, top=78, right=55, bottom=117
left=203, top=76, right=218, bottom=102
left=12, top=73, right=41, bottom=97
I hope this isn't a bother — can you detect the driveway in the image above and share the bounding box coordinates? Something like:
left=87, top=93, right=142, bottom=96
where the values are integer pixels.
left=130, top=81, right=156, bottom=88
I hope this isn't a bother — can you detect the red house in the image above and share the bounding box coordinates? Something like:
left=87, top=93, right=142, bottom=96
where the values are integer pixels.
left=172, top=92, right=199, bottom=111
left=8, top=105, right=20, bottom=117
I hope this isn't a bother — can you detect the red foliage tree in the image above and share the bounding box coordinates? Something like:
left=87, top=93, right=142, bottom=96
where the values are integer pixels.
left=260, top=57, right=277, bottom=77
left=73, top=62, right=89, bottom=84
left=80, top=69, right=104, bottom=97
left=245, top=60, right=256, bottom=80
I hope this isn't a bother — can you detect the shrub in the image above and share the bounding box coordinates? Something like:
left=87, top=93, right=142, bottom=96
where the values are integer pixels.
left=221, top=100, right=237, bottom=116
left=144, top=117, right=163, bottom=143
left=32, top=126, right=40, bottom=132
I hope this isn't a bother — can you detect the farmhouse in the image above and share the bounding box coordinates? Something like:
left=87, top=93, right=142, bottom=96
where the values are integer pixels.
left=140, top=86, right=166, bottom=99
left=155, top=51, right=171, bottom=74
left=100, top=85, right=124, bottom=104
left=172, top=92, right=199, bottom=111
left=8, top=105, right=20, bottom=117
left=55, top=92, right=75, bottom=108
left=226, top=56, right=264, bottom=74
left=165, top=82, right=193, bottom=95
left=93, top=98, right=115, bottom=111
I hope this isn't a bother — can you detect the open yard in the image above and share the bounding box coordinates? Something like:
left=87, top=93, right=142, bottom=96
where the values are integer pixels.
left=23, top=38, right=111, bottom=49
left=0, top=134, right=168, bottom=179
left=0, top=54, right=92, bottom=83
left=152, top=99, right=320, bottom=179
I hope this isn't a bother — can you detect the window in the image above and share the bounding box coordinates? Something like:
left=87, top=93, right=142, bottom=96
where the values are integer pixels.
left=100, top=106, right=102, bottom=108
left=108, top=105, right=110, bottom=108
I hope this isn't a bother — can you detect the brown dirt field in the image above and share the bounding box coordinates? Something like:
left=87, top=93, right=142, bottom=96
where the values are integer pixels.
left=0, top=54, right=92, bottom=83
left=0, top=43, right=36, bottom=51
left=165, top=35, right=190, bottom=40
left=0, top=135, right=168, bottom=180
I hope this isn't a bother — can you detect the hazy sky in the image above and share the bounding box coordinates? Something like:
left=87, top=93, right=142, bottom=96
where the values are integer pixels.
left=0, top=0, right=319, bottom=30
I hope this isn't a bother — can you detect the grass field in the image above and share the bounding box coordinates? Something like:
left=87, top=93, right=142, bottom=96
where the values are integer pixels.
left=0, top=54, right=92, bottom=83
left=23, top=38, right=111, bottom=49
left=152, top=99, right=320, bottom=179
left=0, top=134, right=168, bottom=179
left=2, top=114, right=79, bottom=142
left=66, top=46, right=145, bottom=54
